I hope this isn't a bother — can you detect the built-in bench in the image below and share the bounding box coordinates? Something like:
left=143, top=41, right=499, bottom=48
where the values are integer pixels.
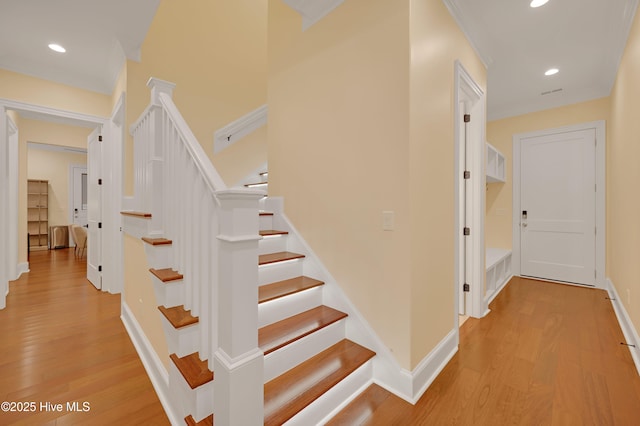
left=485, top=248, right=512, bottom=305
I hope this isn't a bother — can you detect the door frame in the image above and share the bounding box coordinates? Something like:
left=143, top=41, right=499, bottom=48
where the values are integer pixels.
left=454, top=61, right=487, bottom=322
left=0, top=97, right=123, bottom=306
left=512, top=120, right=606, bottom=288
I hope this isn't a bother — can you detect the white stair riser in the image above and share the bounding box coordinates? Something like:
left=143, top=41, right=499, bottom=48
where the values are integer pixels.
left=169, top=361, right=214, bottom=423
left=259, top=215, right=273, bottom=230
left=122, top=215, right=153, bottom=239
left=259, top=286, right=323, bottom=327
left=264, top=321, right=345, bottom=383
left=160, top=317, right=200, bottom=358
left=258, top=235, right=289, bottom=255
left=151, top=276, right=184, bottom=308
left=284, top=360, right=373, bottom=426
left=144, top=244, right=173, bottom=269
left=259, top=259, right=304, bottom=285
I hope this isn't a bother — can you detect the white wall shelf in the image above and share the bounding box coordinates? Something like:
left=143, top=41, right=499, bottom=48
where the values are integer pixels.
left=486, top=143, right=505, bottom=183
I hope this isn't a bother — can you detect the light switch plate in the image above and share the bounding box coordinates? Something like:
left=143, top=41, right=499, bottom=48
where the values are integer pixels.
left=382, top=211, right=394, bottom=231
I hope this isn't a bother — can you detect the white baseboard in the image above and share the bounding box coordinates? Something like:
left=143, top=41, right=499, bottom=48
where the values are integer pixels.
left=403, top=328, right=458, bottom=404
left=605, top=278, right=640, bottom=375
left=121, top=302, right=182, bottom=426
left=16, top=262, right=29, bottom=279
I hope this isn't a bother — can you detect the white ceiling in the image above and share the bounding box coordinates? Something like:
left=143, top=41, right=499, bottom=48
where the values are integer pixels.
left=0, top=0, right=637, bottom=120
left=0, top=0, right=160, bottom=94
left=445, top=0, right=638, bottom=120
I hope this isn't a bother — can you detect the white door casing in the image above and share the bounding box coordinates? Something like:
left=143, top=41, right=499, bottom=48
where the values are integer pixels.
left=513, top=121, right=605, bottom=288
left=454, top=61, right=487, bottom=322
left=87, top=127, right=102, bottom=290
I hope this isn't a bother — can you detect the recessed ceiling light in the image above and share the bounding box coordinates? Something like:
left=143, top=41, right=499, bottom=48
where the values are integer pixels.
left=530, top=0, right=550, bottom=7
left=545, top=68, right=559, bottom=76
left=48, top=43, right=66, bottom=53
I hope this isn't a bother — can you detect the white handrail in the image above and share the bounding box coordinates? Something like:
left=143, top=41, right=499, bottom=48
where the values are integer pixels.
left=158, top=92, right=227, bottom=194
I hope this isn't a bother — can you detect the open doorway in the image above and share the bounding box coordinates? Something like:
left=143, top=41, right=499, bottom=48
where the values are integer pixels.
left=0, top=96, right=124, bottom=308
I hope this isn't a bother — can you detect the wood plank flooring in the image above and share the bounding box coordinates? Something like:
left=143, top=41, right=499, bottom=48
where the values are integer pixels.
left=0, top=249, right=169, bottom=425
left=328, top=276, right=640, bottom=425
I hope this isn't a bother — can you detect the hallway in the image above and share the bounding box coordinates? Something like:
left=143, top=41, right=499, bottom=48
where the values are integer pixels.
left=329, top=277, right=640, bottom=425
left=0, top=249, right=169, bottom=425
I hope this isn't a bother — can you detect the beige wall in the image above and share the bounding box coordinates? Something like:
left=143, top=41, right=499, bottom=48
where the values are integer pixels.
left=485, top=97, right=610, bottom=250
left=268, top=0, right=485, bottom=369
left=608, top=7, right=640, bottom=340
left=124, top=235, right=170, bottom=369
left=27, top=147, right=87, bottom=233
left=408, top=0, right=486, bottom=367
left=0, top=68, right=111, bottom=117
left=125, top=0, right=268, bottom=194
left=269, top=0, right=412, bottom=368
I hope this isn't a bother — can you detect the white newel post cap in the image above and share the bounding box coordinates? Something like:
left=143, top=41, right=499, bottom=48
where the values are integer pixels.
left=147, top=78, right=176, bottom=104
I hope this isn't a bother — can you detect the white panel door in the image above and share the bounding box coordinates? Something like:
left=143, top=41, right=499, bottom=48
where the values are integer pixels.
left=72, top=166, right=88, bottom=228
left=520, top=129, right=596, bottom=286
left=87, top=128, right=102, bottom=290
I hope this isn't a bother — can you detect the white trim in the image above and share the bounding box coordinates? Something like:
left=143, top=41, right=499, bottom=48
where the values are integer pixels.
left=121, top=302, right=182, bottom=426
left=441, top=1, right=491, bottom=68
left=214, top=347, right=263, bottom=371
left=28, top=142, right=87, bottom=154
left=102, top=92, right=125, bottom=295
left=605, top=279, right=640, bottom=375
left=402, top=328, right=458, bottom=404
left=512, top=121, right=606, bottom=288
left=0, top=98, right=107, bottom=128
left=454, top=61, right=487, bottom=319
left=16, top=262, right=29, bottom=279
left=213, top=105, right=267, bottom=154
left=8, top=114, right=19, bottom=281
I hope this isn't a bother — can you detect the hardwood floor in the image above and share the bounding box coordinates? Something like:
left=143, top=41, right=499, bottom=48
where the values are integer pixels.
left=0, top=249, right=169, bottom=425
left=328, top=276, right=640, bottom=425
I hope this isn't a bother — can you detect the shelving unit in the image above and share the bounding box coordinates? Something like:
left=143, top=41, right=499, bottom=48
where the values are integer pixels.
left=486, top=143, right=505, bottom=183
left=485, top=248, right=512, bottom=304
left=28, top=179, right=49, bottom=251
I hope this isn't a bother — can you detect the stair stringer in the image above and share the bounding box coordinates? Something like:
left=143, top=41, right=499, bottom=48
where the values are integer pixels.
left=262, top=197, right=459, bottom=406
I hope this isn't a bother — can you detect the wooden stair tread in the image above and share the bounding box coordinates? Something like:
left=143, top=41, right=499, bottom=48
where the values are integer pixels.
left=259, top=171, right=268, bottom=176
left=170, top=353, right=213, bottom=389
left=245, top=181, right=268, bottom=187
left=158, top=305, right=198, bottom=328
left=259, top=211, right=274, bottom=216
left=259, top=229, right=289, bottom=237
left=264, top=339, right=375, bottom=426
left=259, top=306, right=347, bottom=355
left=142, top=237, right=172, bottom=245
left=120, top=211, right=152, bottom=218
left=149, top=268, right=183, bottom=282
left=259, top=251, right=305, bottom=266
left=185, top=414, right=213, bottom=426
left=259, top=276, right=324, bottom=304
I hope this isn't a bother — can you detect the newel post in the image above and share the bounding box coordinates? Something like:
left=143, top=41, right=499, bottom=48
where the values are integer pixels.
left=143, top=78, right=175, bottom=236
left=213, top=189, right=265, bottom=425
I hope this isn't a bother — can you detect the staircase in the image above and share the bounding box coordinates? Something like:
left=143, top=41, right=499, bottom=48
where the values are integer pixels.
left=137, top=195, right=376, bottom=424
left=126, top=79, right=378, bottom=425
